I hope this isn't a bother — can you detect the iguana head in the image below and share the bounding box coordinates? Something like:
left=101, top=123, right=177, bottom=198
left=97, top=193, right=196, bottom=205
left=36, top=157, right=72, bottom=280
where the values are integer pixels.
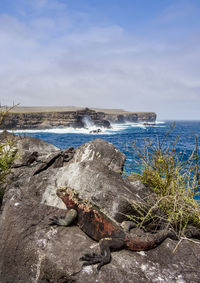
left=56, top=187, right=78, bottom=200
left=56, top=186, right=92, bottom=211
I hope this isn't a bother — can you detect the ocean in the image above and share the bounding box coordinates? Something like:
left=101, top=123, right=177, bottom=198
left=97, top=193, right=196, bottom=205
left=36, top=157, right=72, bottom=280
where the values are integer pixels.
left=13, top=120, right=200, bottom=200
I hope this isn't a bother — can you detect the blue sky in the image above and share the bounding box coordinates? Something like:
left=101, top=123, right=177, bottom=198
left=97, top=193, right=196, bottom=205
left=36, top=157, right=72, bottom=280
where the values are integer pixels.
left=0, top=0, right=200, bottom=120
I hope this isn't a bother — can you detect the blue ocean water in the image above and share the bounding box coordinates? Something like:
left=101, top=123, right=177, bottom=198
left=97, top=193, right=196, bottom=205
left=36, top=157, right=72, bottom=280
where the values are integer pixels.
left=13, top=120, right=200, bottom=200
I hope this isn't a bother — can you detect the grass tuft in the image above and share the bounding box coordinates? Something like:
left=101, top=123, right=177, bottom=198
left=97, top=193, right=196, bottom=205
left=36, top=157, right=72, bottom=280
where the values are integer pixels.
left=127, top=123, right=200, bottom=236
left=0, top=107, right=18, bottom=206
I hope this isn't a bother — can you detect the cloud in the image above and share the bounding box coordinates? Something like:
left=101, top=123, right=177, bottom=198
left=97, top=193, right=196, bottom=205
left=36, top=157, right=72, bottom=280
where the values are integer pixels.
left=0, top=0, right=200, bottom=119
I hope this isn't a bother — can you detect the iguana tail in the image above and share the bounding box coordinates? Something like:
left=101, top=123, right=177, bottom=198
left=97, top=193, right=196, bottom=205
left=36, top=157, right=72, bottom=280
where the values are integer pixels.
left=125, top=229, right=175, bottom=251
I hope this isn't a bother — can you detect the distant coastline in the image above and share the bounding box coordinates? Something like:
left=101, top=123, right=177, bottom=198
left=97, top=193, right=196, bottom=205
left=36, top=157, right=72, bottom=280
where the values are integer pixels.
left=0, top=106, right=156, bottom=130
left=0, top=106, right=154, bottom=115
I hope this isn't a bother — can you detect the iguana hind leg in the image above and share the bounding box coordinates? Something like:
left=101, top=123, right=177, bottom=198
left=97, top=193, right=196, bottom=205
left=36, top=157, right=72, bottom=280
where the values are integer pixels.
left=50, top=209, right=77, bottom=226
left=121, top=220, right=137, bottom=232
left=80, top=238, right=125, bottom=271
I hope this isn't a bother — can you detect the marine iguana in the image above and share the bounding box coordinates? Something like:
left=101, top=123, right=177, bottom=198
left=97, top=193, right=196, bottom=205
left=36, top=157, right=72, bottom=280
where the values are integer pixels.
left=50, top=187, right=175, bottom=270
left=12, top=147, right=74, bottom=172
left=33, top=147, right=74, bottom=175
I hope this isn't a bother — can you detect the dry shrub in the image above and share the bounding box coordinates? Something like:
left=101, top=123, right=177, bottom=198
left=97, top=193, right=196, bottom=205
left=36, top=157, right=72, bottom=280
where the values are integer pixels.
left=127, top=123, right=200, bottom=237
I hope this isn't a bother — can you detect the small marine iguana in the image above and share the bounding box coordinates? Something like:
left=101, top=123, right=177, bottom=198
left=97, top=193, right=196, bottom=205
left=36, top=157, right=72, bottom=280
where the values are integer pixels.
left=50, top=187, right=175, bottom=270
left=12, top=147, right=74, bottom=173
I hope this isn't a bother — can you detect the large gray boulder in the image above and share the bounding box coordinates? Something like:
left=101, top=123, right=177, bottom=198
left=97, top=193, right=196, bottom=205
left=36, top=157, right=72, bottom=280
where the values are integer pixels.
left=72, top=138, right=126, bottom=173
left=0, top=133, right=200, bottom=283
left=49, top=160, right=141, bottom=222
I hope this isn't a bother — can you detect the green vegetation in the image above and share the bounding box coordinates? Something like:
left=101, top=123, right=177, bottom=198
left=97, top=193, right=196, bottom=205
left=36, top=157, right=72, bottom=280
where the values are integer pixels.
left=127, top=123, right=200, bottom=237
left=0, top=108, right=17, bottom=206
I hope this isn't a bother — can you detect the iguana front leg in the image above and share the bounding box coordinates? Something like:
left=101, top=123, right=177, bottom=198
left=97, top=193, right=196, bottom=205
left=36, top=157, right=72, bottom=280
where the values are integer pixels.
left=80, top=238, right=125, bottom=271
left=50, top=209, right=77, bottom=226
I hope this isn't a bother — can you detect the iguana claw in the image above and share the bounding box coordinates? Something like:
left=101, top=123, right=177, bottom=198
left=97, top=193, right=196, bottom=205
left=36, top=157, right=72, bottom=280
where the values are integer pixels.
left=80, top=252, right=109, bottom=271
left=49, top=209, right=78, bottom=226
left=49, top=216, right=60, bottom=225
left=80, top=252, right=99, bottom=260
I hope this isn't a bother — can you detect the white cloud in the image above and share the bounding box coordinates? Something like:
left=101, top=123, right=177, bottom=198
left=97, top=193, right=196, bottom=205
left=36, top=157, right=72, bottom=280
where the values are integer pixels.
left=0, top=1, right=200, bottom=120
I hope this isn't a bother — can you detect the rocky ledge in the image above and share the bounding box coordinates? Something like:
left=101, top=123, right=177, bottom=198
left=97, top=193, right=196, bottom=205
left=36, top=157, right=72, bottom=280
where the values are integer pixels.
left=0, top=107, right=156, bottom=130
left=0, top=131, right=199, bottom=283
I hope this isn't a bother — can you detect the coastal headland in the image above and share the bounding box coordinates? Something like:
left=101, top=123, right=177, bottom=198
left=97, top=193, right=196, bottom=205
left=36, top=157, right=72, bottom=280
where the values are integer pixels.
left=0, top=106, right=156, bottom=130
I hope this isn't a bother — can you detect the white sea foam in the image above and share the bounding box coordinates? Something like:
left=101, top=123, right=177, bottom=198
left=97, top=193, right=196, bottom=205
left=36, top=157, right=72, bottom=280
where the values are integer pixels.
left=111, top=122, right=146, bottom=130
left=82, top=115, right=94, bottom=128
left=156, top=121, right=166, bottom=124
left=1, top=127, right=108, bottom=135
left=0, top=121, right=165, bottom=135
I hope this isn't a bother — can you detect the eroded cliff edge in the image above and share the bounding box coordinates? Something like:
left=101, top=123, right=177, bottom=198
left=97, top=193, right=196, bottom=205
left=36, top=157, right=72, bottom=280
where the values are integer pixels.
left=0, top=107, right=156, bottom=130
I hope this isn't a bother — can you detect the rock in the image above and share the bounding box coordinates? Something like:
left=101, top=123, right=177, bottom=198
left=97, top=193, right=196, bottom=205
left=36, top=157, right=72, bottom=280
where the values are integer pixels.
left=0, top=107, right=156, bottom=130
left=0, top=134, right=200, bottom=283
left=0, top=130, right=15, bottom=142
left=1, top=201, right=200, bottom=283
left=105, top=112, right=156, bottom=123
left=143, top=122, right=156, bottom=126
left=0, top=108, right=112, bottom=130
left=51, top=160, right=142, bottom=222
left=73, top=138, right=126, bottom=172
left=0, top=130, right=59, bottom=166
left=89, top=129, right=102, bottom=134
left=127, top=174, right=155, bottom=199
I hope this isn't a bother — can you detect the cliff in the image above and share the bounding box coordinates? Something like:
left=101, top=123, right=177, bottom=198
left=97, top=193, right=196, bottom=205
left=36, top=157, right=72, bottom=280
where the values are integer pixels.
left=104, top=112, right=156, bottom=123
left=0, top=107, right=156, bottom=130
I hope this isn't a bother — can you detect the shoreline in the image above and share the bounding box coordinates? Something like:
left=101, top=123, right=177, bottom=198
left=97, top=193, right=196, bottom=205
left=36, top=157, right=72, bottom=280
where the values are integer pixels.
left=0, top=107, right=157, bottom=130
left=0, top=121, right=161, bottom=136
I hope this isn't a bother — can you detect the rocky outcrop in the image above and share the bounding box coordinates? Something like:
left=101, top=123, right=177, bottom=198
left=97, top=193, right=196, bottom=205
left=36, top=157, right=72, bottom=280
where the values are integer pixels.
left=72, top=138, right=126, bottom=173
left=104, top=112, right=156, bottom=123
left=0, top=107, right=156, bottom=130
left=0, top=108, right=111, bottom=130
left=0, top=133, right=199, bottom=283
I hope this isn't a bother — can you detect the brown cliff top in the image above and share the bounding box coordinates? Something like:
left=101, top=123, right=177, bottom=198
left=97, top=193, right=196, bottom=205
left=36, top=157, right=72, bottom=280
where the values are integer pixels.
left=0, top=106, right=155, bottom=115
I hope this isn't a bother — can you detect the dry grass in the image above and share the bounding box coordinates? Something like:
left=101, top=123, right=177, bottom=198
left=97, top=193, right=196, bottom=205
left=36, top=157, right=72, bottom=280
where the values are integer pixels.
left=0, top=107, right=18, bottom=205
left=127, top=123, right=200, bottom=236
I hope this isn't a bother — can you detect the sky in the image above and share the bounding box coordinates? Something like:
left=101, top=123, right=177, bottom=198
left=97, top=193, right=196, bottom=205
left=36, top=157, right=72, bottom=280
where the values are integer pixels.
left=0, top=0, right=200, bottom=120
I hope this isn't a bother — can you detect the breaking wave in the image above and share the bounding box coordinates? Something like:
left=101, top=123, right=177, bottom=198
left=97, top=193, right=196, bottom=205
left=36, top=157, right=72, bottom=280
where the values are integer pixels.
left=0, top=121, right=166, bottom=135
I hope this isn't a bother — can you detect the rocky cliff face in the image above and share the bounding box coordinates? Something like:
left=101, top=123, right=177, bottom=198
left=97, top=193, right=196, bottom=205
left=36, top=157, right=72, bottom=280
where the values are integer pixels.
left=105, top=112, right=156, bottom=123
left=1, top=108, right=110, bottom=130
left=0, top=107, right=156, bottom=130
